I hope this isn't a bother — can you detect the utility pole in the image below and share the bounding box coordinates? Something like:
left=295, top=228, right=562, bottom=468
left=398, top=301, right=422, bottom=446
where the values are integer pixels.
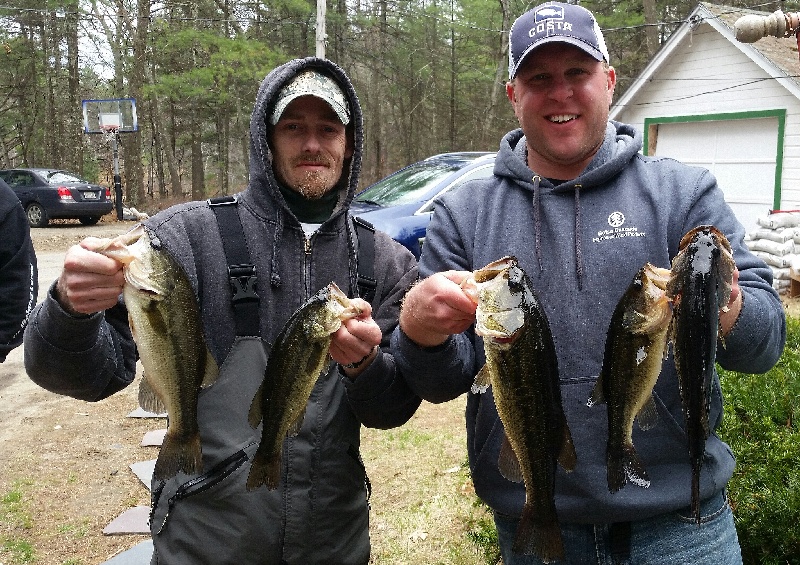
left=316, top=0, right=327, bottom=58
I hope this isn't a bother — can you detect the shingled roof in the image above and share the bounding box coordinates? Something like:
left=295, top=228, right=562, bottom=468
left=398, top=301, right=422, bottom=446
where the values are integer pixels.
left=703, top=2, right=800, bottom=85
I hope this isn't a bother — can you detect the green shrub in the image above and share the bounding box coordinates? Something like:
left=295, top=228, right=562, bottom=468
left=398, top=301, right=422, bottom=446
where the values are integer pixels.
left=718, top=316, right=800, bottom=564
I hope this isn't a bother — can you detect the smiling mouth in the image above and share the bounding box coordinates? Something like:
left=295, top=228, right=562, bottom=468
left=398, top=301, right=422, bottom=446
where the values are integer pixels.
left=549, top=114, right=578, bottom=123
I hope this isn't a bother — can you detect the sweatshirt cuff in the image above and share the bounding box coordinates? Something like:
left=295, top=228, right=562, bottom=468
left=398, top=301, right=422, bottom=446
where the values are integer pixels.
left=33, top=283, right=106, bottom=352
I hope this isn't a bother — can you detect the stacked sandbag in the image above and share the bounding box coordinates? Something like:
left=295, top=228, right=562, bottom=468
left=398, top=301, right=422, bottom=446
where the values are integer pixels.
left=745, top=212, right=800, bottom=294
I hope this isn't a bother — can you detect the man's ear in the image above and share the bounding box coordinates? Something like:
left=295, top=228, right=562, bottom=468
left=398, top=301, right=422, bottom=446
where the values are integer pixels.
left=606, top=66, right=617, bottom=102
left=506, top=81, right=516, bottom=104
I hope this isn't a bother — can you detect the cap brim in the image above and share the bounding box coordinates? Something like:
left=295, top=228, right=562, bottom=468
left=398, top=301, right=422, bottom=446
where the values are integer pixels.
left=270, top=93, right=350, bottom=126
left=510, top=37, right=606, bottom=79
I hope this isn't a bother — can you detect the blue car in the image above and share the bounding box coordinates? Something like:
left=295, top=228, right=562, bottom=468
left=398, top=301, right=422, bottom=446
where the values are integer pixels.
left=351, top=152, right=496, bottom=258
left=0, top=167, right=114, bottom=228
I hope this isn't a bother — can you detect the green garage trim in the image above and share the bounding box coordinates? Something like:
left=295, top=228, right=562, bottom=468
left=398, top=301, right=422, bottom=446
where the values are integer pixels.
left=643, top=110, right=786, bottom=210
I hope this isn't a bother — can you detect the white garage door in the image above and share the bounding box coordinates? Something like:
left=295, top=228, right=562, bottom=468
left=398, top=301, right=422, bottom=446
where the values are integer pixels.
left=653, top=117, right=778, bottom=232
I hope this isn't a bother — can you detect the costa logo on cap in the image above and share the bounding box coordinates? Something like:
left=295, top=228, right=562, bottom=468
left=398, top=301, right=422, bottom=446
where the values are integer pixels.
left=508, top=1, right=610, bottom=79
left=534, top=5, right=565, bottom=24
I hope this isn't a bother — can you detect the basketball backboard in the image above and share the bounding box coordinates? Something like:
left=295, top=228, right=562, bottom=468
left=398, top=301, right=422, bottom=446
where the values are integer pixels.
left=82, top=98, right=138, bottom=134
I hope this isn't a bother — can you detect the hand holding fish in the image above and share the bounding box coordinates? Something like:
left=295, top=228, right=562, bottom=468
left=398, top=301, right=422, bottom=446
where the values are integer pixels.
left=399, top=271, right=477, bottom=347
left=330, top=298, right=381, bottom=377
left=55, top=238, right=126, bottom=315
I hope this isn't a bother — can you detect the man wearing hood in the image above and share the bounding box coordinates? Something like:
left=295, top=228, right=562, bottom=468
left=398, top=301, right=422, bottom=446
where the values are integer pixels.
left=393, top=3, right=785, bottom=564
left=24, top=58, right=420, bottom=563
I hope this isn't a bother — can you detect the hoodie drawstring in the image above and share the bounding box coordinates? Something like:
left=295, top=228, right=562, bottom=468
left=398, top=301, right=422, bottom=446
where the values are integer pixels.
left=574, top=185, right=584, bottom=291
left=269, top=211, right=283, bottom=287
left=345, top=216, right=359, bottom=298
left=532, top=175, right=543, bottom=274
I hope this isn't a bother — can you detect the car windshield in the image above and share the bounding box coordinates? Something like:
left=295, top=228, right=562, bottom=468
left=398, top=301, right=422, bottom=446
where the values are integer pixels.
left=46, top=171, right=85, bottom=184
left=356, top=162, right=462, bottom=207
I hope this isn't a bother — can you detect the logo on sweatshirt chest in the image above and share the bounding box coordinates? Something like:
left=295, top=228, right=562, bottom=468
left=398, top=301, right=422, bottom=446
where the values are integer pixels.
left=592, top=211, right=646, bottom=243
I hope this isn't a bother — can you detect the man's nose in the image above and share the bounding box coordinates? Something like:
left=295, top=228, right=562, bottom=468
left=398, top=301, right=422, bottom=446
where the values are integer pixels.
left=301, top=133, right=323, bottom=152
left=548, top=76, right=573, bottom=101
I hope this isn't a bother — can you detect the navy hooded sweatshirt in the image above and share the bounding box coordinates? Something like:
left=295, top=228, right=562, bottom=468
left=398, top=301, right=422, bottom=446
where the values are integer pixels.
left=393, top=122, right=786, bottom=524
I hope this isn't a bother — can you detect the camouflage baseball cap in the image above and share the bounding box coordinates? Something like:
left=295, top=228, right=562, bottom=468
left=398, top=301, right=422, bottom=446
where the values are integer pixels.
left=270, top=70, right=351, bottom=126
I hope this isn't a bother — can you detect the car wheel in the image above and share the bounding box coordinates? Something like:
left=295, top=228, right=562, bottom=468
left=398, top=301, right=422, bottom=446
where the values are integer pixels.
left=79, top=216, right=101, bottom=226
left=26, top=202, right=49, bottom=228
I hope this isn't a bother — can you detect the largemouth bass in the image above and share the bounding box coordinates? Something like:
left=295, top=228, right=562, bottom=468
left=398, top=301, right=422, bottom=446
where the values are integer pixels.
left=666, top=225, right=734, bottom=524
left=587, top=263, right=672, bottom=493
left=96, top=224, right=219, bottom=481
left=463, top=257, right=576, bottom=562
left=247, top=282, right=361, bottom=490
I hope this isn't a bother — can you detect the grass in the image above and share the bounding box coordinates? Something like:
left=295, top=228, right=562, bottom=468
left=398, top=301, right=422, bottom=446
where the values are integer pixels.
left=362, top=398, right=500, bottom=565
left=1, top=480, right=36, bottom=564
left=717, top=315, right=800, bottom=563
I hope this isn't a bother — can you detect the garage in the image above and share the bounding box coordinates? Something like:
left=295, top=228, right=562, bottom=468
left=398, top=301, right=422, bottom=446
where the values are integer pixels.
left=645, top=112, right=784, bottom=231
left=610, top=3, right=800, bottom=232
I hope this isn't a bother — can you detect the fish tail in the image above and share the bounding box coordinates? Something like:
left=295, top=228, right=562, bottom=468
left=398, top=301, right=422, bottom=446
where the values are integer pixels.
left=607, top=442, right=650, bottom=493
left=691, top=456, right=702, bottom=525
left=512, top=504, right=565, bottom=562
left=246, top=447, right=281, bottom=491
left=153, top=431, right=203, bottom=481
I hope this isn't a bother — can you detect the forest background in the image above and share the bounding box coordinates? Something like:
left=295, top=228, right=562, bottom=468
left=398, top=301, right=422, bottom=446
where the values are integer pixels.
left=0, top=0, right=785, bottom=211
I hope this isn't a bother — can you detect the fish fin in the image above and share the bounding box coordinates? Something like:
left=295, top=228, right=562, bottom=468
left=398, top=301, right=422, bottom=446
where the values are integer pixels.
left=607, top=443, right=650, bottom=493
left=153, top=430, right=203, bottom=481
left=287, top=409, right=305, bottom=437
left=558, top=419, right=577, bottom=472
left=246, top=447, right=281, bottom=491
left=497, top=434, right=523, bottom=483
left=586, top=375, right=606, bottom=407
left=248, top=381, right=265, bottom=428
left=137, top=374, right=166, bottom=415
left=512, top=503, right=565, bottom=562
left=200, top=347, right=219, bottom=388
left=471, top=364, right=492, bottom=394
left=636, top=395, right=659, bottom=431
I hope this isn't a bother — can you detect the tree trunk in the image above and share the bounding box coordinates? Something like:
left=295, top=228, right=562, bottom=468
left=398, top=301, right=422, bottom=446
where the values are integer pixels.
left=124, top=0, right=150, bottom=206
left=484, top=0, right=511, bottom=148
left=642, top=0, right=660, bottom=57
left=66, top=2, right=83, bottom=175
left=191, top=125, right=204, bottom=200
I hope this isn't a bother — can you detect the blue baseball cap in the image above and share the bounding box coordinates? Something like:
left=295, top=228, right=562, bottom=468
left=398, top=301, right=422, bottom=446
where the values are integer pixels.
left=508, top=2, right=610, bottom=79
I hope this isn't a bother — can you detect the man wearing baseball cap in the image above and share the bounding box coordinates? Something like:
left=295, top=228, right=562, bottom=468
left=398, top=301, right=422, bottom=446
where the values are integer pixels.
left=395, top=2, right=783, bottom=564
left=25, top=58, right=421, bottom=563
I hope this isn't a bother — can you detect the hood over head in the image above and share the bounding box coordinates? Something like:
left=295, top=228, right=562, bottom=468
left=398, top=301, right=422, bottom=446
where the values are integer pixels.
left=248, top=57, right=364, bottom=219
left=245, top=57, right=364, bottom=289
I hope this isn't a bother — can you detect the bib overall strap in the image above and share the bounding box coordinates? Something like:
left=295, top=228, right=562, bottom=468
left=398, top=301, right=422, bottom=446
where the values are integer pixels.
left=352, top=215, right=377, bottom=304
left=208, top=195, right=260, bottom=337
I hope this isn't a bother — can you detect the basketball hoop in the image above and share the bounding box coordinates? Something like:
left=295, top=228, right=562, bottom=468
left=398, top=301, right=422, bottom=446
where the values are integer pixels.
left=101, top=124, right=120, bottom=143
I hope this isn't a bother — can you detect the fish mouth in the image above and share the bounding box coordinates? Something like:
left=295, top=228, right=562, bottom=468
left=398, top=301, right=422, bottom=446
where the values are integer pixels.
left=327, top=282, right=362, bottom=320
left=678, top=225, right=732, bottom=254
left=94, top=224, right=146, bottom=265
left=461, top=256, right=517, bottom=303
left=473, top=256, right=516, bottom=283
left=642, top=264, right=671, bottom=291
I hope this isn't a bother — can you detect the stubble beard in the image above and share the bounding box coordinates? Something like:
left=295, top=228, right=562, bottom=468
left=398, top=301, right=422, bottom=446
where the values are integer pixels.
left=296, top=171, right=331, bottom=199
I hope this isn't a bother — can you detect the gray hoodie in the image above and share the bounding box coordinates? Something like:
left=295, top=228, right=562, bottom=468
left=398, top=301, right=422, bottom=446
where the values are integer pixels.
left=393, top=122, right=786, bottom=524
left=25, top=57, right=420, bottom=563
